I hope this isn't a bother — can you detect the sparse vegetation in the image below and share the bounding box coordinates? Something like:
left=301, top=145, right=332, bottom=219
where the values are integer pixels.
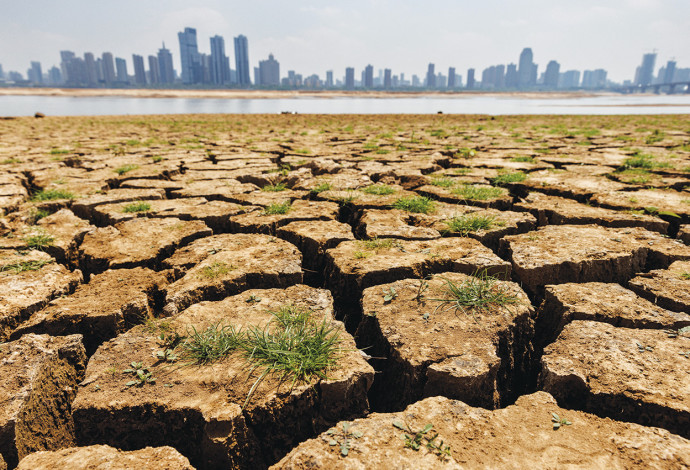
left=199, top=262, right=234, bottom=279
left=310, top=182, right=332, bottom=194
left=510, top=156, right=535, bottom=163
left=262, top=182, right=287, bottom=192
left=31, top=189, right=76, bottom=201
left=122, top=201, right=151, bottom=213
left=442, top=214, right=504, bottom=236
left=392, top=421, right=451, bottom=459
left=430, top=177, right=456, bottom=188
left=263, top=201, right=291, bottom=215
left=0, top=259, right=53, bottom=274
left=361, top=184, right=396, bottom=196
left=551, top=412, right=572, bottom=430
left=491, top=171, right=527, bottom=185
left=451, top=185, right=505, bottom=201
left=326, top=422, right=363, bottom=457
left=24, top=232, right=55, bottom=250
left=114, top=164, right=140, bottom=175
left=392, top=196, right=436, bottom=214
left=123, top=362, right=156, bottom=387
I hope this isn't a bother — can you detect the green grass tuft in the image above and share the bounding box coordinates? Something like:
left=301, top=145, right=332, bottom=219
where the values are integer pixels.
left=122, top=201, right=151, bottom=213
left=392, top=196, right=436, bottom=214
left=31, top=189, right=76, bottom=201
left=361, top=184, right=396, bottom=196
left=442, top=214, right=504, bottom=236
left=451, top=185, right=505, bottom=201
left=114, top=164, right=140, bottom=175
left=491, top=171, right=527, bottom=185
left=310, top=182, right=332, bottom=194
left=0, top=259, right=53, bottom=274
left=263, top=201, right=291, bottom=215
left=199, top=262, right=234, bottom=279
left=430, top=177, right=456, bottom=188
left=24, top=233, right=55, bottom=250
left=262, top=183, right=287, bottom=192
left=510, top=156, right=535, bottom=163
left=359, top=237, right=399, bottom=251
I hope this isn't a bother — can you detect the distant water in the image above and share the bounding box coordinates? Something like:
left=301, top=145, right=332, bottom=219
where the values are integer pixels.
left=1, top=94, right=690, bottom=116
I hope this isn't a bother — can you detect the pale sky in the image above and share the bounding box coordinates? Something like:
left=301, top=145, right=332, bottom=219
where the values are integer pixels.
left=1, top=0, right=688, bottom=83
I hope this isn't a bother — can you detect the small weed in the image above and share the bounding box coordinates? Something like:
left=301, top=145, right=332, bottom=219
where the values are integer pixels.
left=155, top=348, right=178, bottom=362
left=491, top=171, right=527, bottom=186
left=264, top=201, right=291, bottom=215
left=27, top=209, right=50, bottom=225
left=443, top=214, right=504, bottom=236
left=262, top=183, right=287, bottom=192
left=427, top=271, right=519, bottom=322
left=122, top=201, right=151, bottom=213
left=24, top=233, right=55, bottom=251
left=635, top=341, right=654, bottom=353
left=152, top=156, right=163, bottom=163
left=1, top=157, right=21, bottom=164
left=0, top=259, right=53, bottom=274
left=454, top=148, right=475, bottom=158
left=294, top=148, right=311, bottom=155
left=181, top=322, right=244, bottom=365
left=551, top=413, right=572, bottom=430
left=382, top=286, right=398, bottom=303
left=680, top=273, right=690, bottom=280
left=326, top=422, right=363, bottom=457
left=361, top=184, right=396, bottom=196
left=664, top=326, right=690, bottom=338
left=451, top=185, right=504, bottom=201
left=310, top=182, right=332, bottom=194
left=334, top=192, right=358, bottom=206
left=31, top=189, right=76, bottom=201
left=430, top=177, right=456, bottom=188
left=114, top=164, right=139, bottom=175
left=353, top=250, right=371, bottom=259
left=359, top=238, right=399, bottom=251
left=392, top=196, right=436, bottom=214
left=510, top=156, right=535, bottom=163
left=123, top=362, right=156, bottom=387
left=392, top=421, right=451, bottom=459
left=49, top=148, right=70, bottom=155
left=199, top=262, right=234, bottom=279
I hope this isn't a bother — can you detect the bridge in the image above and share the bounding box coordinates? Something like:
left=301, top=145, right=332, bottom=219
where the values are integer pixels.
left=613, top=82, right=690, bottom=94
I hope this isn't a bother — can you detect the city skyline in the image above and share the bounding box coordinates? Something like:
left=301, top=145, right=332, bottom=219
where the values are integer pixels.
left=1, top=0, right=688, bottom=84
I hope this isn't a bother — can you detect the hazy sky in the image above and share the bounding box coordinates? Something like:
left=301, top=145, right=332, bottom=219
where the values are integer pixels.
left=1, top=0, right=688, bottom=82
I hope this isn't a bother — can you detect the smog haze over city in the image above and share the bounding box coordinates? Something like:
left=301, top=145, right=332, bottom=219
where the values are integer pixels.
left=0, top=0, right=688, bottom=88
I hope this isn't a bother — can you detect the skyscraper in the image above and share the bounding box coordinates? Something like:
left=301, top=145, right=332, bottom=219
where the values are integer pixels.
left=466, top=68, right=475, bottom=89
left=383, top=69, right=392, bottom=89
left=544, top=60, right=560, bottom=89
left=505, top=63, right=518, bottom=88
left=115, top=58, right=128, bottom=83
left=178, top=27, right=201, bottom=84
left=258, top=54, right=280, bottom=86
left=102, top=52, right=116, bottom=85
left=132, top=54, right=146, bottom=85
left=664, top=60, right=677, bottom=83
left=28, top=61, right=43, bottom=84
left=364, top=64, right=374, bottom=88
left=210, top=35, right=230, bottom=85
left=426, top=64, right=436, bottom=88
left=234, top=35, right=251, bottom=86
left=448, top=67, right=456, bottom=88
left=635, top=52, right=656, bottom=86
left=0, top=64, right=4, bottom=80
left=157, top=43, right=175, bottom=84
left=325, top=70, right=334, bottom=88
left=345, top=67, right=355, bottom=89
left=518, top=48, right=536, bottom=88
left=148, top=55, right=160, bottom=84
left=84, top=53, right=98, bottom=86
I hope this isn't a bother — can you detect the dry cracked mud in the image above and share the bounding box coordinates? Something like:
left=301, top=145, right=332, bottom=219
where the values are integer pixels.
left=1, top=114, right=689, bottom=468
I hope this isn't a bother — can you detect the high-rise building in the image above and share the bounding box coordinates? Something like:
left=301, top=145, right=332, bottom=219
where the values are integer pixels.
left=258, top=54, right=280, bottom=86
left=115, top=58, right=128, bottom=83
left=84, top=53, right=98, bottom=86
left=0, top=64, right=4, bottom=80
left=325, top=70, right=334, bottom=88
left=518, top=48, right=537, bottom=88
left=559, top=70, right=581, bottom=89
left=505, top=63, right=518, bottom=88
left=253, top=67, right=260, bottom=86
left=345, top=67, right=355, bottom=89
left=544, top=60, right=560, bottom=89
left=364, top=64, right=374, bottom=88
left=102, top=52, right=116, bottom=85
left=148, top=55, right=160, bottom=84
left=663, top=60, right=677, bottom=83
left=28, top=61, right=43, bottom=84
left=635, top=52, right=656, bottom=86
left=448, top=67, right=456, bottom=88
left=209, top=35, right=230, bottom=85
left=157, top=43, right=175, bottom=84
left=383, top=68, right=392, bottom=89
left=426, top=63, right=436, bottom=88
left=466, top=68, right=475, bottom=89
left=132, top=54, right=146, bottom=85
left=47, top=66, right=62, bottom=85
left=178, top=27, right=201, bottom=84
left=234, top=35, right=251, bottom=86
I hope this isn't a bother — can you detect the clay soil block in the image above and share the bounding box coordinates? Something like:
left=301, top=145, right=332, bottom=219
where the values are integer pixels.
left=500, top=225, right=690, bottom=296
left=0, top=250, right=82, bottom=341
left=628, top=260, right=690, bottom=313
left=356, top=209, right=441, bottom=240
left=678, top=224, right=690, bottom=244
left=509, top=170, right=626, bottom=202
left=88, top=197, right=258, bottom=232
left=70, top=188, right=166, bottom=221
left=541, top=320, right=690, bottom=438
left=229, top=200, right=339, bottom=235
left=591, top=188, right=690, bottom=224
left=273, top=392, right=690, bottom=470
left=72, top=285, right=374, bottom=470
left=324, top=237, right=511, bottom=305
left=514, top=192, right=669, bottom=233
left=416, top=183, right=513, bottom=209
left=536, top=282, right=690, bottom=348
left=78, top=217, right=212, bottom=276
left=17, top=445, right=194, bottom=470
left=357, top=272, right=534, bottom=411
left=276, top=220, right=354, bottom=273
left=11, top=267, right=169, bottom=355
left=162, top=233, right=303, bottom=315
left=0, top=334, right=87, bottom=468
left=169, top=179, right=259, bottom=201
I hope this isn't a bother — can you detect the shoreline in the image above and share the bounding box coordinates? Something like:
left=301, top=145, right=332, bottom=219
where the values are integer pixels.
left=0, top=87, right=611, bottom=100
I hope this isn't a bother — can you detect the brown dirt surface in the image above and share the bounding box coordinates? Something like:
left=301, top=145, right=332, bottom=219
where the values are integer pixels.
left=628, top=260, right=690, bottom=313
left=540, top=320, right=690, bottom=437
left=72, top=285, right=373, bottom=469
left=0, top=334, right=87, bottom=468
left=16, top=445, right=195, bottom=470
left=78, top=217, right=212, bottom=276
left=162, top=233, right=303, bottom=315
left=357, top=272, right=533, bottom=411
left=1, top=114, right=690, bottom=467
left=500, top=224, right=690, bottom=296
left=272, top=392, right=690, bottom=470
left=11, top=267, right=169, bottom=355
left=0, top=250, right=82, bottom=341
